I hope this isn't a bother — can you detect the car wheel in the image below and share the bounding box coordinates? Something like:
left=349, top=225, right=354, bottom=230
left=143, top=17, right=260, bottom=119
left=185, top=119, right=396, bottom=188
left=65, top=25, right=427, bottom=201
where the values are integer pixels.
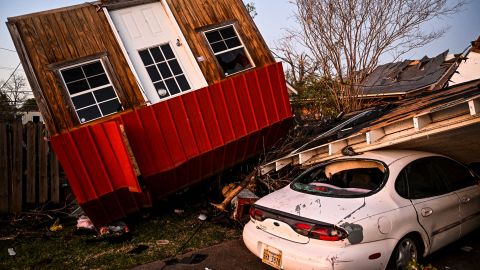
left=387, top=236, right=419, bottom=270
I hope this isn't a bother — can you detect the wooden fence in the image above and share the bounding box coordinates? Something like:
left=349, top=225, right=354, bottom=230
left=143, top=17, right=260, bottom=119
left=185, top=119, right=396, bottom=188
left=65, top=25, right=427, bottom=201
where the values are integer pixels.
left=0, top=121, right=61, bottom=214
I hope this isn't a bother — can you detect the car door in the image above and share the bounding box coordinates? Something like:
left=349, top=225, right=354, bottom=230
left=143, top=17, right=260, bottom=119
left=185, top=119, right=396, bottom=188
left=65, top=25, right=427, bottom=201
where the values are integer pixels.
left=433, top=157, right=480, bottom=237
left=402, top=157, right=461, bottom=253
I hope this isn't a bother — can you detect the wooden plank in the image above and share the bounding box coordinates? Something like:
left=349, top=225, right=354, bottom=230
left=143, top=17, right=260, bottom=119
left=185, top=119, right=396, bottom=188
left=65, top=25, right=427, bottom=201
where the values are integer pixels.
left=50, top=148, right=60, bottom=204
left=38, top=124, right=49, bottom=203
left=0, top=123, right=8, bottom=213
left=6, top=22, right=57, bottom=134
left=26, top=122, right=36, bottom=204
left=11, top=122, right=23, bottom=212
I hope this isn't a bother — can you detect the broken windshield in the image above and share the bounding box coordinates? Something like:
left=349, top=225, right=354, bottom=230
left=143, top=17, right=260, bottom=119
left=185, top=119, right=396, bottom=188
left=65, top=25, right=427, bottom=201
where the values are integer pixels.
left=290, top=159, right=387, bottom=198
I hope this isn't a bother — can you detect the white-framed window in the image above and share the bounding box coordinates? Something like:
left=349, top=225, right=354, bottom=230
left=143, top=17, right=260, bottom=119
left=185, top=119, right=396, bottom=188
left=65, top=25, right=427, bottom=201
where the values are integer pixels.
left=138, top=43, right=191, bottom=99
left=204, top=24, right=253, bottom=76
left=60, top=60, right=122, bottom=123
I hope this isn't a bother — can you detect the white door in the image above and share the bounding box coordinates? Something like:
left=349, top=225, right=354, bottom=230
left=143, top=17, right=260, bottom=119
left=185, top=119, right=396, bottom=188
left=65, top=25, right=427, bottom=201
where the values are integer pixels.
left=110, top=2, right=207, bottom=103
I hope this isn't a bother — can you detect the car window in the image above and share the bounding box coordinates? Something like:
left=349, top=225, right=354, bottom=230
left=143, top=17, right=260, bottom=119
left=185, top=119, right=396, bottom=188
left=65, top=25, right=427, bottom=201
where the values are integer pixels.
left=401, top=157, right=450, bottom=199
left=432, top=157, right=478, bottom=191
left=290, top=159, right=386, bottom=198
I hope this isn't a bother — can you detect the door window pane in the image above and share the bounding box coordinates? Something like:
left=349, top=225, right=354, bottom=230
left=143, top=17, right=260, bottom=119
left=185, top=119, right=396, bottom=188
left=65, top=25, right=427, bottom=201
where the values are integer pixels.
left=433, top=157, right=478, bottom=191
left=60, top=59, right=122, bottom=123
left=402, top=158, right=450, bottom=199
left=138, top=43, right=191, bottom=98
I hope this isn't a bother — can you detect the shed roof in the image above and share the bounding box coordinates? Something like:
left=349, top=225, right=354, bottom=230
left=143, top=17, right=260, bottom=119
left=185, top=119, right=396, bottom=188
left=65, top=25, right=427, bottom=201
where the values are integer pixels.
left=358, top=51, right=458, bottom=97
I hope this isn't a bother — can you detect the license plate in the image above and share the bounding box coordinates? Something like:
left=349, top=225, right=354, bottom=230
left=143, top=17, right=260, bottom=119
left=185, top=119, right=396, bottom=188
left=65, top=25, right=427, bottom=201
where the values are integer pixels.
left=262, top=245, right=282, bottom=269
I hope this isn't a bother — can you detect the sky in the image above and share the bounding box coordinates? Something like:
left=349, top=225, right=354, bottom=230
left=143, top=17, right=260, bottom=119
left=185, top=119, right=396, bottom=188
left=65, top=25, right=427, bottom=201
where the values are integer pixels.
left=0, top=0, right=479, bottom=85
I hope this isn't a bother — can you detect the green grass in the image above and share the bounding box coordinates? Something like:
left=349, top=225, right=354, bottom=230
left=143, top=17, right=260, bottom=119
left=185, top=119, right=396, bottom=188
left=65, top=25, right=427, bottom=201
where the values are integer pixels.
left=0, top=206, right=242, bottom=270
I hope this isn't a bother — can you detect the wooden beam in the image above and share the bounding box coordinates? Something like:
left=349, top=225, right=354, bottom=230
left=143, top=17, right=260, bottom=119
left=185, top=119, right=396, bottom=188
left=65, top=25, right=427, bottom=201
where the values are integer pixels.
left=299, top=151, right=315, bottom=164
left=26, top=123, right=36, bottom=204
left=329, top=140, right=347, bottom=155
left=0, top=123, right=8, bottom=213
left=275, top=158, right=292, bottom=171
left=260, top=163, right=275, bottom=175
left=469, top=99, right=480, bottom=116
left=366, top=128, right=385, bottom=144
left=11, top=122, right=23, bottom=213
left=413, top=114, right=432, bottom=131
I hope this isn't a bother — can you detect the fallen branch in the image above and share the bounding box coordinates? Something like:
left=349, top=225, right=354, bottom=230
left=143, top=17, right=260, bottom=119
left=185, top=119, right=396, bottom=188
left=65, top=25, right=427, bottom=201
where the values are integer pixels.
left=211, top=168, right=258, bottom=212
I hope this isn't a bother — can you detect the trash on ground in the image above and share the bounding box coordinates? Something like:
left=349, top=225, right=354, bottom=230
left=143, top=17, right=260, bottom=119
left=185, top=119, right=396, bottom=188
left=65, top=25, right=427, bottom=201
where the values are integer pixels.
left=461, top=246, right=473, bottom=252
left=231, top=188, right=258, bottom=222
left=156, top=239, right=170, bottom=245
left=174, top=209, right=185, bottom=215
left=99, top=221, right=129, bottom=236
left=198, top=213, right=207, bottom=221
left=7, top=248, right=16, bottom=256
left=49, top=218, right=63, bottom=232
left=76, top=215, right=95, bottom=230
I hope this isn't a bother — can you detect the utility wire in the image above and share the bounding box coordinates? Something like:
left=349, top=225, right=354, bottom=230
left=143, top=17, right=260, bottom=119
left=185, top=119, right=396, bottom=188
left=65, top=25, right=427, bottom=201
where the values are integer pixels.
left=0, top=47, right=16, bottom=53
left=0, top=63, right=21, bottom=92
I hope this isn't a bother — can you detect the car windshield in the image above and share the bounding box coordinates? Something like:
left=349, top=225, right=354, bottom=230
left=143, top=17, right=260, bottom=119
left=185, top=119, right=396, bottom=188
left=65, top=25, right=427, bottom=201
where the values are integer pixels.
left=290, top=159, right=386, bottom=197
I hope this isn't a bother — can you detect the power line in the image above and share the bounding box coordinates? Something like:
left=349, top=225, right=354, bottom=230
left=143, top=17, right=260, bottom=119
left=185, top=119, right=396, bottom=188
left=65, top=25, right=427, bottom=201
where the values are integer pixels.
left=0, top=47, right=16, bottom=53
left=0, top=63, right=21, bottom=91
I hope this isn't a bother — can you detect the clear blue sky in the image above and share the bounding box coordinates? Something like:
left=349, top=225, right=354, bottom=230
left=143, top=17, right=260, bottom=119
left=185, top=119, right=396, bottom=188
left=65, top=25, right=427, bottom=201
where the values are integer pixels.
left=1, top=0, right=479, bottom=83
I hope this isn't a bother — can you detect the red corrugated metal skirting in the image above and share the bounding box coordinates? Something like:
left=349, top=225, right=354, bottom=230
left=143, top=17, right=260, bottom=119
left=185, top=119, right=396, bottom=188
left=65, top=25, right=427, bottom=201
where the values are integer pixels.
left=50, top=62, right=293, bottom=227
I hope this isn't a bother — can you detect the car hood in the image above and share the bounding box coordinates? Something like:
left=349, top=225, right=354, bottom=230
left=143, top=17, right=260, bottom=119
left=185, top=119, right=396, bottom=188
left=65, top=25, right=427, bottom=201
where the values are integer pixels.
left=255, top=185, right=366, bottom=225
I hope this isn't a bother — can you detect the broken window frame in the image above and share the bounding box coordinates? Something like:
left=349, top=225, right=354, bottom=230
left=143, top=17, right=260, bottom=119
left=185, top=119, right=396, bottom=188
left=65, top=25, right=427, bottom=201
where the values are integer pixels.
left=290, top=159, right=388, bottom=198
left=203, top=24, right=254, bottom=77
left=58, top=58, right=123, bottom=124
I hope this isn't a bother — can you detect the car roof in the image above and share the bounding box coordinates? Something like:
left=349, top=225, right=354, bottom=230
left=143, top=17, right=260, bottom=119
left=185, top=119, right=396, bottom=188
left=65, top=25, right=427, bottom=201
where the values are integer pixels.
left=335, top=149, right=442, bottom=166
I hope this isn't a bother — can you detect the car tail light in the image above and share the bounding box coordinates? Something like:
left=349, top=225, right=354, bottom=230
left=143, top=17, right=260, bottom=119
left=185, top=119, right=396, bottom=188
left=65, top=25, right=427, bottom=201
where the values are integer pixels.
left=249, top=207, right=265, bottom=221
left=294, top=223, right=312, bottom=236
left=310, top=226, right=348, bottom=241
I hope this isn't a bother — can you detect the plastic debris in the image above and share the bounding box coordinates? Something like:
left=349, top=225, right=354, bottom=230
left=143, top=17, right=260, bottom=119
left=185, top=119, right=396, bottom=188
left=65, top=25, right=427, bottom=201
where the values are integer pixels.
left=76, top=215, right=95, bottom=230
left=174, top=209, right=185, bottom=215
left=156, top=239, right=170, bottom=245
left=205, top=268, right=212, bottom=270
left=8, top=248, right=16, bottom=256
left=198, top=213, right=207, bottom=221
left=49, top=219, right=63, bottom=232
left=461, top=246, right=473, bottom=252
left=99, top=221, right=129, bottom=236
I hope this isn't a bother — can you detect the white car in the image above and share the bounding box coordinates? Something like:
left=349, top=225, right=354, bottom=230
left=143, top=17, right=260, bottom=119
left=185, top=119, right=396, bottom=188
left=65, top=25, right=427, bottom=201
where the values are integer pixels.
left=243, top=150, right=480, bottom=270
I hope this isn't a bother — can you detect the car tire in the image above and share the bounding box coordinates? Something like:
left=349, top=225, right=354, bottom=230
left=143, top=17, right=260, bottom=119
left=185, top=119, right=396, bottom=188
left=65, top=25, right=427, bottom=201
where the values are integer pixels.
left=386, top=235, right=420, bottom=270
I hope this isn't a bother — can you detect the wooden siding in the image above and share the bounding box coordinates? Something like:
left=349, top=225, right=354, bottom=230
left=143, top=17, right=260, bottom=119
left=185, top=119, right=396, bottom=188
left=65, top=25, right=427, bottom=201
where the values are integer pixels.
left=7, top=4, right=145, bottom=135
left=165, top=0, right=275, bottom=83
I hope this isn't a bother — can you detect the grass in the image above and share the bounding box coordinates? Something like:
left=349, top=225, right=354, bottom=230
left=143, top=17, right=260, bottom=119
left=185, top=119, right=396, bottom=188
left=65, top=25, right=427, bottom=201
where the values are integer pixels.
left=0, top=189, right=243, bottom=270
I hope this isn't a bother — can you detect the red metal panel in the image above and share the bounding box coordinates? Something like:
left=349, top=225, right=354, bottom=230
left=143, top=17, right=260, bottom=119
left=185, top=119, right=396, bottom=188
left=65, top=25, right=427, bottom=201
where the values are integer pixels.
left=208, top=83, right=236, bottom=144
left=180, top=94, right=212, bottom=154
left=70, top=128, right=113, bottom=196
left=256, top=66, right=280, bottom=124
left=167, top=98, right=199, bottom=159
left=232, top=75, right=258, bottom=133
left=193, top=89, right=224, bottom=148
left=221, top=79, right=247, bottom=138
left=51, top=62, right=293, bottom=227
left=152, top=102, right=188, bottom=167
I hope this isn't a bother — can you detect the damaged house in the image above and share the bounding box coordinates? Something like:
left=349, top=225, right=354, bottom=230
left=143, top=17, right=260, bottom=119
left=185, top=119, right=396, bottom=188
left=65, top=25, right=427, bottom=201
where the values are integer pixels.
left=261, top=38, right=480, bottom=175
left=7, top=0, right=292, bottom=226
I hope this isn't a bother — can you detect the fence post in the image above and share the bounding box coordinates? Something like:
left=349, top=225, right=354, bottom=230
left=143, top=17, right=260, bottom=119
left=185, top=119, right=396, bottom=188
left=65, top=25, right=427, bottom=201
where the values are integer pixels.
left=38, top=123, right=48, bottom=203
left=11, top=122, right=23, bottom=213
left=0, top=123, right=8, bottom=213
left=26, top=122, right=36, bottom=204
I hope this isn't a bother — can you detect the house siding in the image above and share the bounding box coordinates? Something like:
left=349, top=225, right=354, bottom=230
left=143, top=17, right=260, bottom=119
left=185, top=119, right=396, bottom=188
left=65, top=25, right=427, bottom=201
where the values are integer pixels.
left=165, top=0, right=275, bottom=83
left=7, top=4, right=145, bottom=135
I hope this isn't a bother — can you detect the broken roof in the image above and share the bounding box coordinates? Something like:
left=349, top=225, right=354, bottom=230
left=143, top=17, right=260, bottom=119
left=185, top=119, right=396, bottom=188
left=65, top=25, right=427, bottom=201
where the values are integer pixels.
left=261, top=79, right=480, bottom=174
left=358, top=50, right=458, bottom=97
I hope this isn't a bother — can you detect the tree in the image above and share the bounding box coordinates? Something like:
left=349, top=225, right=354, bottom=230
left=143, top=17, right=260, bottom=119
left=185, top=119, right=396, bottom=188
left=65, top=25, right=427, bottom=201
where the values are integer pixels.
left=0, top=73, right=30, bottom=121
left=244, top=1, right=257, bottom=18
left=279, top=0, right=465, bottom=113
